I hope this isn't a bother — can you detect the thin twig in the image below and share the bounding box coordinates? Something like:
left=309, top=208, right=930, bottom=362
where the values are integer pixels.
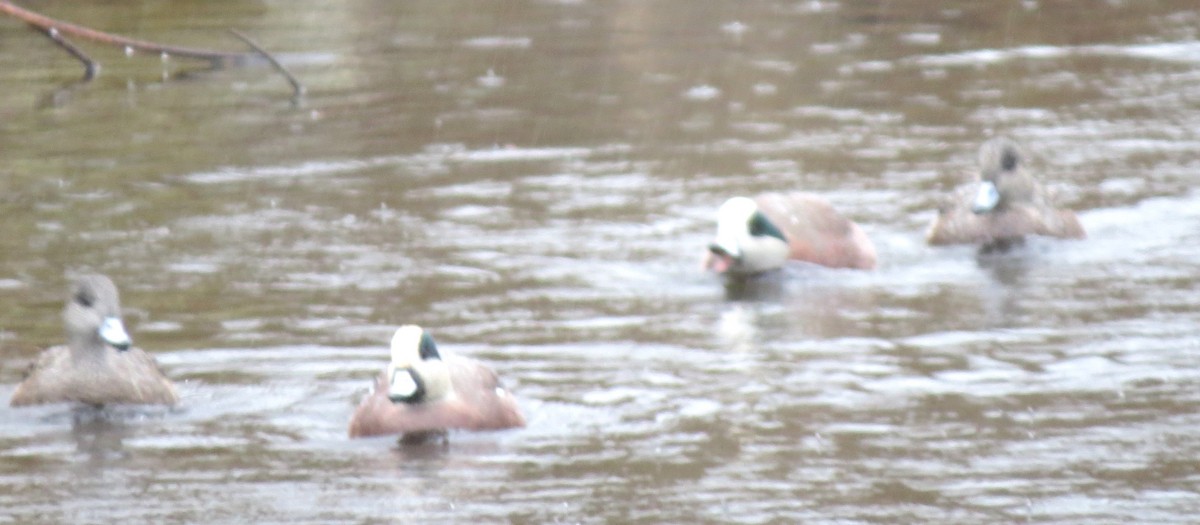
left=36, top=26, right=98, bottom=80
left=229, top=29, right=306, bottom=101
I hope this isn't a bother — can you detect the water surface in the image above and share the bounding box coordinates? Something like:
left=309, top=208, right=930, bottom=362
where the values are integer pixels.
left=2, top=1, right=1199, bottom=523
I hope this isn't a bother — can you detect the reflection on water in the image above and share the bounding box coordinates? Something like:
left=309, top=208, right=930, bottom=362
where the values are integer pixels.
left=68, top=407, right=170, bottom=465
left=2, top=0, right=1200, bottom=523
left=719, top=270, right=791, bottom=302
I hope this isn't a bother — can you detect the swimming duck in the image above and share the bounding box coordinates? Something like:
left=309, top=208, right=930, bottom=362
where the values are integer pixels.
left=348, top=325, right=525, bottom=440
left=704, top=192, right=877, bottom=275
left=927, top=137, right=1086, bottom=248
left=10, top=275, right=178, bottom=407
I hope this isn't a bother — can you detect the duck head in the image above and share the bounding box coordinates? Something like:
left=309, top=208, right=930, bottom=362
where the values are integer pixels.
left=386, top=325, right=452, bottom=405
left=65, top=275, right=132, bottom=352
left=706, top=196, right=790, bottom=275
left=972, top=137, right=1035, bottom=215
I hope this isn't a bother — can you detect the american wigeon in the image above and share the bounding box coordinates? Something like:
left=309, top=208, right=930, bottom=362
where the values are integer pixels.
left=927, top=137, right=1086, bottom=248
left=10, top=275, right=178, bottom=407
left=348, top=325, right=525, bottom=440
left=704, top=192, right=877, bottom=275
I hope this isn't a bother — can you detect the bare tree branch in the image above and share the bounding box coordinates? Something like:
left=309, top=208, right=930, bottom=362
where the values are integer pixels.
left=230, top=29, right=306, bottom=102
left=35, top=26, right=98, bottom=80
left=1, top=1, right=309, bottom=102
left=0, top=1, right=246, bottom=65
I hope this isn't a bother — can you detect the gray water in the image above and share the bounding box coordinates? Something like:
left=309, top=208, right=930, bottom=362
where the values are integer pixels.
left=1, top=1, right=1199, bottom=523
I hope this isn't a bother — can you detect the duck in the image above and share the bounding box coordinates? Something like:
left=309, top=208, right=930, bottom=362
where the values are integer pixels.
left=348, top=325, right=525, bottom=440
left=10, top=275, right=178, bottom=407
left=927, top=136, right=1086, bottom=248
left=703, top=192, right=877, bottom=275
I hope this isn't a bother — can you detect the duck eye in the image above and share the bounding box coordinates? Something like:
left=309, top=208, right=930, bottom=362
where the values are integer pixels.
left=418, top=333, right=440, bottom=361
left=748, top=213, right=768, bottom=236
left=1000, top=148, right=1019, bottom=171
left=75, top=291, right=94, bottom=308
left=748, top=212, right=785, bottom=241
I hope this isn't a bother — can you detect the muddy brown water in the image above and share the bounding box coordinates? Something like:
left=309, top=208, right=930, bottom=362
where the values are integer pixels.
left=1, top=1, right=1199, bottom=523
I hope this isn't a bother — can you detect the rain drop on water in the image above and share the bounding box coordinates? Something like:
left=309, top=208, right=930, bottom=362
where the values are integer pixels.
left=720, top=21, right=748, bottom=39
left=683, top=84, right=721, bottom=101
left=477, top=69, right=505, bottom=88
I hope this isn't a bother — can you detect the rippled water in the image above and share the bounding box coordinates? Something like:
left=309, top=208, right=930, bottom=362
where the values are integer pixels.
left=2, top=1, right=1200, bottom=523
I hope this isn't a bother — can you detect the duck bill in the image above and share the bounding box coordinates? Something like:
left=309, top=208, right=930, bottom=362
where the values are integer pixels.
left=972, top=181, right=1001, bottom=214
left=387, top=366, right=426, bottom=404
left=98, top=317, right=131, bottom=351
left=705, top=243, right=740, bottom=273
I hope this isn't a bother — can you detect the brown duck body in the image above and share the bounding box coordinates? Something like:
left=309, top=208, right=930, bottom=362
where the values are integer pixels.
left=705, top=192, right=876, bottom=275
left=927, top=137, right=1086, bottom=246
left=926, top=185, right=1086, bottom=245
left=11, top=344, right=179, bottom=407
left=755, top=192, right=877, bottom=270
left=349, top=352, right=525, bottom=438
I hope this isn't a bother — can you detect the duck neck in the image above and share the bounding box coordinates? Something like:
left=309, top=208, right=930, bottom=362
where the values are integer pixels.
left=68, top=333, right=108, bottom=363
